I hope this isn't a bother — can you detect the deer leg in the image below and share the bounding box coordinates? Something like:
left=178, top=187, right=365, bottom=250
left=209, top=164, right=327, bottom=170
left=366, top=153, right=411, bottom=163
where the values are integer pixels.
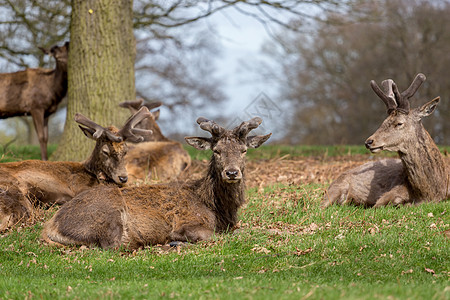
left=0, top=187, right=32, bottom=231
left=374, top=185, right=410, bottom=207
left=31, top=110, right=48, bottom=160
left=170, top=224, right=214, bottom=243
left=323, top=179, right=349, bottom=207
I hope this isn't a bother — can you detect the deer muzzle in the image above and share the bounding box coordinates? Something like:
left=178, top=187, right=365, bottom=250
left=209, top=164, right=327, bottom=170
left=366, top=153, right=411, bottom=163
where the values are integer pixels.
left=365, top=138, right=383, bottom=153
left=223, top=168, right=242, bottom=183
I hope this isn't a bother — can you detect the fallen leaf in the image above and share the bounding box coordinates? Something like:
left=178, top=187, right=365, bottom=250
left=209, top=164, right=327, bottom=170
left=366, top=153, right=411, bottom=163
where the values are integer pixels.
left=425, top=268, right=435, bottom=274
left=294, top=247, right=313, bottom=256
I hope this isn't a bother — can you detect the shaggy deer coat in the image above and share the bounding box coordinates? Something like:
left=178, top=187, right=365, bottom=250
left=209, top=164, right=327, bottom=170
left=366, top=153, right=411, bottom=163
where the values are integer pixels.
left=0, top=107, right=152, bottom=231
left=119, top=99, right=191, bottom=182
left=42, top=117, right=271, bottom=249
left=324, top=73, right=449, bottom=207
left=0, top=42, right=69, bottom=160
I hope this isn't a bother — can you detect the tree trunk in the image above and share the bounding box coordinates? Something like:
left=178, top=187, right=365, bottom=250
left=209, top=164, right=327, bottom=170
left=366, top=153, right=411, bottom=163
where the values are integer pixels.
left=51, top=0, right=135, bottom=161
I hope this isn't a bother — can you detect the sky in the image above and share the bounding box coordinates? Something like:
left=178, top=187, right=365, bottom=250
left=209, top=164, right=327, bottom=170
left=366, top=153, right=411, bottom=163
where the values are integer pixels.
left=172, top=6, right=288, bottom=137
left=0, top=5, right=289, bottom=141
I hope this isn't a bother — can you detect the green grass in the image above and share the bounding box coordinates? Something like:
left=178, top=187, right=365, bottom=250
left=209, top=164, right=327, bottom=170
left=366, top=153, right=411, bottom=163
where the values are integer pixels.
left=1, top=184, right=448, bottom=299
left=185, top=144, right=450, bottom=161
left=0, top=144, right=57, bottom=162
left=1, top=143, right=448, bottom=162
left=0, top=145, right=449, bottom=299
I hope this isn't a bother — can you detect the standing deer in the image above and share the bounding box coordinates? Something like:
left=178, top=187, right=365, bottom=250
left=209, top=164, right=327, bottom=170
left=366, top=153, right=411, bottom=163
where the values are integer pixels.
left=42, top=117, right=271, bottom=249
left=0, top=42, right=70, bottom=160
left=323, top=73, right=449, bottom=207
left=119, top=99, right=191, bottom=182
left=0, top=107, right=152, bottom=231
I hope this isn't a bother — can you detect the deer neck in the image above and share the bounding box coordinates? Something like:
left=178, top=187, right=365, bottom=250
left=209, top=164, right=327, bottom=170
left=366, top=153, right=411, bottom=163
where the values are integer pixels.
left=82, top=154, right=102, bottom=183
left=197, top=157, right=246, bottom=232
left=398, top=125, right=448, bottom=201
left=52, top=60, right=68, bottom=100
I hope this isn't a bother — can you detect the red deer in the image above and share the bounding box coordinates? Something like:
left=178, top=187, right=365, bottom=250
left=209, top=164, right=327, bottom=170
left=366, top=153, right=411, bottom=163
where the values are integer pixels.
left=323, top=73, right=449, bottom=207
left=42, top=117, right=271, bottom=249
left=0, top=107, right=152, bottom=231
left=0, top=42, right=70, bottom=160
left=119, top=99, right=191, bottom=182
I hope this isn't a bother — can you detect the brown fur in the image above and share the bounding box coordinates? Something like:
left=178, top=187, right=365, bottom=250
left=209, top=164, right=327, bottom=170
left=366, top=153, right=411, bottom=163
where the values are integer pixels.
left=0, top=108, right=152, bottom=230
left=42, top=117, right=271, bottom=249
left=125, top=141, right=190, bottom=182
left=324, top=74, right=449, bottom=207
left=0, top=42, right=69, bottom=160
left=119, top=100, right=191, bottom=182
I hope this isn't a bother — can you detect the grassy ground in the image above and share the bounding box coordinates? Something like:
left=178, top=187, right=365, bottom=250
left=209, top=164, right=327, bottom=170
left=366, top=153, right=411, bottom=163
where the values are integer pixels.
left=0, top=145, right=449, bottom=299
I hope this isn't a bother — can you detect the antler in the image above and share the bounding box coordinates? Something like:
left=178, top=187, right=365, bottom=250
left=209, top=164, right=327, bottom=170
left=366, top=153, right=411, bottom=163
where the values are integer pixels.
left=119, top=99, right=162, bottom=112
left=196, top=117, right=225, bottom=137
left=118, top=106, right=153, bottom=142
left=75, top=113, right=122, bottom=142
left=370, top=73, right=426, bottom=114
left=118, top=99, right=144, bottom=110
left=142, top=101, right=163, bottom=111
left=402, top=73, right=426, bottom=99
left=233, top=117, right=263, bottom=138
left=370, top=79, right=397, bottom=113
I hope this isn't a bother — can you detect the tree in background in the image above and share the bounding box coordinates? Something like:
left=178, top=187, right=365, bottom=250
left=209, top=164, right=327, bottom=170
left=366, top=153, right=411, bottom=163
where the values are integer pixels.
left=263, top=0, right=450, bottom=145
left=0, top=0, right=358, bottom=159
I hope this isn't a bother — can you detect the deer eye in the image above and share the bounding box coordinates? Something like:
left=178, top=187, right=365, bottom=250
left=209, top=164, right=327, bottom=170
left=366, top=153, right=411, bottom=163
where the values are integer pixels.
left=213, top=150, right=220, bottom=156
left=395, top=122, right=404, bottom=127
left=241, top=149, right=247, bottom=154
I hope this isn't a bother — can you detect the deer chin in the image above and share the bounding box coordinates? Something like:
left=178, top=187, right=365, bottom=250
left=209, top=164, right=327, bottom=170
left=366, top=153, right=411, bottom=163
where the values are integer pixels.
left=224, top=178, right=241, bottom=184
left=369, top=146, right=384, bottom=153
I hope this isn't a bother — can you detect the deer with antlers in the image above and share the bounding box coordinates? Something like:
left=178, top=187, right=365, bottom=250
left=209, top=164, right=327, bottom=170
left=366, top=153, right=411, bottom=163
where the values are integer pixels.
left=0, top=42, right=70, bottom=160
left=119, top=99, right=191, bottom=182
left=323, top=73, right=449, bottom=207
left=0, top=107, right=152, bottom=231
left=42, top=117, right=271, bottom=249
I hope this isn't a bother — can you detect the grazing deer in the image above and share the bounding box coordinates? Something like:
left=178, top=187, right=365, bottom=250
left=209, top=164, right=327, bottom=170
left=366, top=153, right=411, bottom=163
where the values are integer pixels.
left=0, top=42, right=70, bottom=160
left=42, top=117, right=271, bottom=249
left=119, top=99, right=191, bottom=182
left=323, top=73, right=449, bottom=207
left=0, top=107, right=152, bottom=231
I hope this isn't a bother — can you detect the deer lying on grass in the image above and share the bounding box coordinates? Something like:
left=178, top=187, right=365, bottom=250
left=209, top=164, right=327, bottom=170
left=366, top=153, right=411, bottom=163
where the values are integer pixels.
left=42, top=117, right=271, bottom=249
left=0, top=42, right=69, bottom=160
left=119, top=99, right=191, bottom=182
left=0, top=107, right=152, bottom=231
left=323, top=73, right=449, bottom=207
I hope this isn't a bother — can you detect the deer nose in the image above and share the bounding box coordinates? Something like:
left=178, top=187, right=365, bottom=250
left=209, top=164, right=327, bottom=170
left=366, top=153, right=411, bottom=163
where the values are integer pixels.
left=119, top=176, right=128, bottom=183
left=365, top=139, right=374, bottom=149
left=225, top=169, right=239, bottom=179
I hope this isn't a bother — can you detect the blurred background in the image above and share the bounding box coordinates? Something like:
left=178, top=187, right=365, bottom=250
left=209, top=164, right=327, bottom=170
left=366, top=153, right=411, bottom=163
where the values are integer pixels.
left=0, top=0, right=448, bottom=147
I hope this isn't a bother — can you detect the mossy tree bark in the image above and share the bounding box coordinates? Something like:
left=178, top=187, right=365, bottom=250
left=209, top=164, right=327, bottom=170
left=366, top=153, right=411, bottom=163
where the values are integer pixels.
left=51, top=0, right=135, bottom=161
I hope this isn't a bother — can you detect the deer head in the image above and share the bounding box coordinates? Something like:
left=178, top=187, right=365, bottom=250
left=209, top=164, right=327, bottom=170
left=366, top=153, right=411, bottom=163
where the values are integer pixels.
left=365, top=73, right=440, bottom=153
left=185, top=117, right=271, bottom=183
left=76, top=107, right=153, bottom=185
left=118, top=99, right=165, bottom=141
left=39, top=41, right=69, bottom=65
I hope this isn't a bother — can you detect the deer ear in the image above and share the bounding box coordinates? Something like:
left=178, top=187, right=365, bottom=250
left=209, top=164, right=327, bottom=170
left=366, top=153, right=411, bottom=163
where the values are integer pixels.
left=78, top=125, right=96, bottom=140
left=417, top=97, right=440, bottom=119
left=39, top=47, right=50, bottom=55
left=152, top=109, right=160, bottom=121
left=185, top=137, right=212, bottom=150
left=246, top=133, right=271, bottom=148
